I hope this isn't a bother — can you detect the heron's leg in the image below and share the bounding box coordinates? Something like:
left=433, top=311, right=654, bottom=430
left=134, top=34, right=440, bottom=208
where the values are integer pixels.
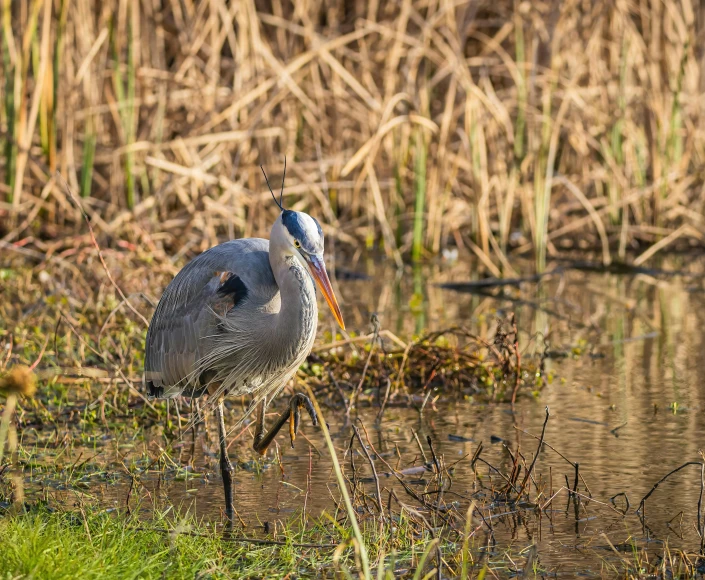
left=253, top=397, right=267, bottom=451
left=215, top=398, right=235, bottom=528
left=252, top=393, right=318, bottom=455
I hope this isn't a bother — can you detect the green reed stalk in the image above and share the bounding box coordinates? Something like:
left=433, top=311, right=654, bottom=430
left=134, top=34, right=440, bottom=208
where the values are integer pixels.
left=304, top=384, right=371, bottom=579
left=81, top=116, right=96, bottom=198
left=394, top=163, right=403, bottom=247
left=0, top=393, right=16, bottom=466
left=533, top=83, right=552, bottom=273
left=460, top=501, right=476, bottom=579
left=49, top=0, right=68, bottom=172
left=125, top=11, right=136, bottom=208
left=2, top=0, right=16, bottom=198
left=513, top=12, right=526, bottom=163
left=412, top=129, right=426, bottom=262
left=111, top=13, right=136, bottom=208
left=615, top=40, right=630, bottom=258
left=667, top=43, right=687, bottom=167
left=652, top=42, right=687, bottom=228
left=411, top=538, right=439, bottom=580
left=32, top=33, right=49, bottom=158
left=505, top=11, right=526, bottom=253
left=411, top=264, right=425, bottom=334
left=609, top=39, right=628, bottom=227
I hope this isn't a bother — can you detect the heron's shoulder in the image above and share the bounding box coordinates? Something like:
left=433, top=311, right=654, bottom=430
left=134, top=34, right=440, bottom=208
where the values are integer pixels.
left=213, top=237, right=269, bottom=253
left=202, top=238, right=274, bottom=290
left=154, top=238, right=275, bottom=313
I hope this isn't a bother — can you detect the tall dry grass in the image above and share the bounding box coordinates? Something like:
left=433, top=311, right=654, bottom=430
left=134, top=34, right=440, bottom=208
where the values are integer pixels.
left=1, top=0, right=704, bottom=273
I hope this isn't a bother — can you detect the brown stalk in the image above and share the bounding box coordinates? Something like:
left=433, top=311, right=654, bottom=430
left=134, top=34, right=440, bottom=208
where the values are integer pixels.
left=352, top=424, right=384, bottom=518
left=56, top=173, right=149, bottom=328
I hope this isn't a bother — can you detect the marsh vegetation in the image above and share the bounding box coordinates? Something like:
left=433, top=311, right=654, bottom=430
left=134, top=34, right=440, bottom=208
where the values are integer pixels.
left=3, top=0, right=705, bottom=578
left=3, top=256, right=705, bottom=577
left=1, top=0, right=704, bottom=270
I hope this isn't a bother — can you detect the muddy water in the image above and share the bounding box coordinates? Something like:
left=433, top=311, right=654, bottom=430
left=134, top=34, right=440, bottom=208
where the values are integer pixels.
left=25, top=256, right=705, bottom=575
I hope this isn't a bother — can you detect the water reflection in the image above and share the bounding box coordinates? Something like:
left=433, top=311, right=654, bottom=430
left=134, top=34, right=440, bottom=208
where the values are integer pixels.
left=316, top=256, right=705, bottom=572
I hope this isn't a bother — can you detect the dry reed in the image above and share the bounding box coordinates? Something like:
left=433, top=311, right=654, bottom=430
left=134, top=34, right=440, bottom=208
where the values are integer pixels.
left=1, top=1, right=704, bottom=271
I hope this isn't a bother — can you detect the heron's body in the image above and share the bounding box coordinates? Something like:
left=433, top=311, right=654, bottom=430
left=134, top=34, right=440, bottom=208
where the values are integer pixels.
left=145, top=237, right=318, bottom=404
left=143, top=199, right=345, bottom=529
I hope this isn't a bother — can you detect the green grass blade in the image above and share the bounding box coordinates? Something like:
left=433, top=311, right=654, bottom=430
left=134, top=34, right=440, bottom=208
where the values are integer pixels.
left=81, top=117, right=96, bottom=198
left=412, top=129, right=426, bottom=263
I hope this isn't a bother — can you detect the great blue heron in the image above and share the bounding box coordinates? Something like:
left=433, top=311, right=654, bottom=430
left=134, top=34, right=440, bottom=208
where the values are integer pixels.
left=144, top=165, right=345, bottom=526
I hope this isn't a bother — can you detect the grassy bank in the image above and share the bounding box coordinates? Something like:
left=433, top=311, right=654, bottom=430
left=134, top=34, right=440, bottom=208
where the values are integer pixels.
left=0, top=506, right=446, bottom=579
left=2, top=504, right=705, bottom=578
left=0, top=508, right=321, bottom=579
left=1, top=1, right=704, bottom=271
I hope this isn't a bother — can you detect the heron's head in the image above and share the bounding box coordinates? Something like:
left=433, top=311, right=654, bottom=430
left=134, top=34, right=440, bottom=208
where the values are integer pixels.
left=275, top=209, right=345, bottom=330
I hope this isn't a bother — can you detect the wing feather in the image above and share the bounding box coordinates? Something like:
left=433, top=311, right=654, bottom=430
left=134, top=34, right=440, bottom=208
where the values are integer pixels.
left=145, top=238, right=276, bottom=398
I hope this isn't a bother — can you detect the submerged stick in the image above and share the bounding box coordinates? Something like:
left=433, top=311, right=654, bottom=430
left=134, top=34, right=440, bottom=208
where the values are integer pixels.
left=375, top=377, right=392, bottom=424
left=426, top=435, right=441, bottom=475
left=347, top=431, right=358, bottom=503
left=539, top=487, right=625, bottom=516
left=426, top=435, right=444, bottom=519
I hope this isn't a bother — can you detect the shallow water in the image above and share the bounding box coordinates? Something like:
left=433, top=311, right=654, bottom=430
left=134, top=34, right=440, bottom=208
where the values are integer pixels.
left=19, top=255, right=705, bottom=575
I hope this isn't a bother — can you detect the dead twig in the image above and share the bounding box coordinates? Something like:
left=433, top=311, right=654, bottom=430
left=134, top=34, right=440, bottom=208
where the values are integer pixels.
left=516, top=407, right=549, bottom=498
left=346, top=315, right=380, bottom=417
left=510, top=313, right=521, bottom=412
left=352, top=423, right=384, bottom=518
left=637, top=461, right=703, bottom=516
left=56, top=172, right=149, bottom=328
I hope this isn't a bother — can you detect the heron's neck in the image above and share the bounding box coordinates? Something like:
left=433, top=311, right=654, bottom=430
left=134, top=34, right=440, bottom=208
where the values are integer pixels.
left=271, top=255, right=318, bottom=359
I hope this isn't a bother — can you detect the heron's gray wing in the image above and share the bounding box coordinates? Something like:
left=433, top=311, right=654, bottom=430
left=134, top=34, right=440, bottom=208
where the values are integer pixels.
left=144, top=238, right=276, bottom=398
left=145, top=270, right=240, bottom=398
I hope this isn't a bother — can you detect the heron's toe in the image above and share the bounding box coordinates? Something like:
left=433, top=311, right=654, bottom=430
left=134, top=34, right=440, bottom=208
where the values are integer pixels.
left=290, top=393, right=318, bottom=426
left=288, top=411, right=297, bottom=448
left=286, top=393, right=319, bottom=448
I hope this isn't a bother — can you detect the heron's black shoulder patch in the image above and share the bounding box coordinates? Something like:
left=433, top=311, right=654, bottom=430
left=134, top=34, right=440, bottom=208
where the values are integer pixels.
left=216, top=272, right=248, bottom=308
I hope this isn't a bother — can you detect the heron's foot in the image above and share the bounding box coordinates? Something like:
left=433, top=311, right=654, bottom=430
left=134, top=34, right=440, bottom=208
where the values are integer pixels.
left=252, top=393, right=318, bottom=454
left=288, top=393, right=318, bottom=448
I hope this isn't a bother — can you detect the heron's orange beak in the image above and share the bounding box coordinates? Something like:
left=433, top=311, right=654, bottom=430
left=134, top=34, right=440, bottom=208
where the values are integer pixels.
left=306, top=255, right=345, bottom=330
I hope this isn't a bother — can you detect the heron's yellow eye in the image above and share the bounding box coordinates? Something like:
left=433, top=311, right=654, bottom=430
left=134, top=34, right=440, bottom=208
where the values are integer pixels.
left=294, top=240, right=301, bottom=248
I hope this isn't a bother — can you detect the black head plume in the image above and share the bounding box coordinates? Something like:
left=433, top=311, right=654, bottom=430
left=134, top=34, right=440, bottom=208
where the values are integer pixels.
left=260, top=157, right=287, bottom=211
